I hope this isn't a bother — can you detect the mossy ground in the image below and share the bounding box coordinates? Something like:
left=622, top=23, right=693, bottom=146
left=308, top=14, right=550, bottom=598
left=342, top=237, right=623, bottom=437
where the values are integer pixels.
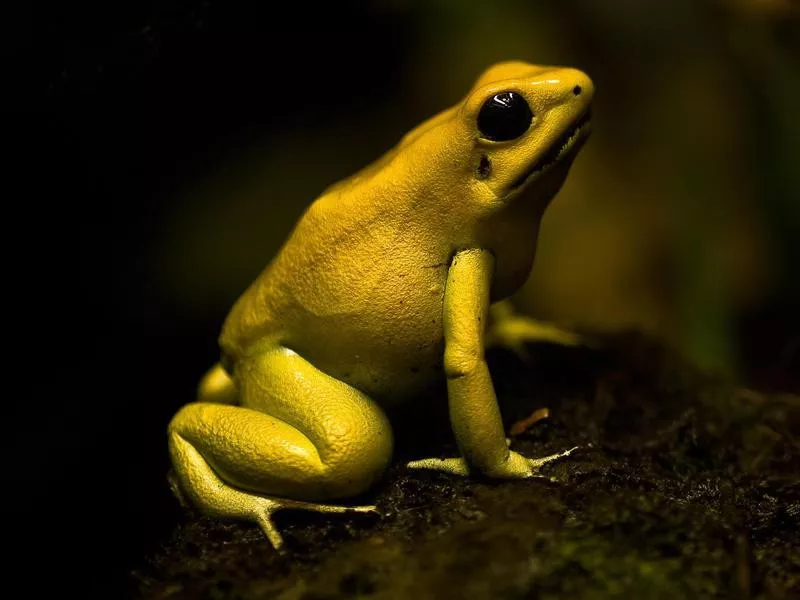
left=132, top=333, right=799, bottom=599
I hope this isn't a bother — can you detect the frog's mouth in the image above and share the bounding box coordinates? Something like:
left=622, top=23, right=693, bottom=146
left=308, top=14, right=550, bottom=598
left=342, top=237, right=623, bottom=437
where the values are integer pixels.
left=508, top=109, right=592, bottom=193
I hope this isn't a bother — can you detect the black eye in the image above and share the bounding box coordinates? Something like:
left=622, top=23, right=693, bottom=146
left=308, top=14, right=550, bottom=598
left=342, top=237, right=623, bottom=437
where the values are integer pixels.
left=477, top=92, right=533, bottom=141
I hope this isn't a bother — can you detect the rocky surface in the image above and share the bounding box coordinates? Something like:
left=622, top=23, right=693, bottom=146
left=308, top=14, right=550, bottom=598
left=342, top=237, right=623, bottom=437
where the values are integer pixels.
left=132, top=334, right=799, bottom=599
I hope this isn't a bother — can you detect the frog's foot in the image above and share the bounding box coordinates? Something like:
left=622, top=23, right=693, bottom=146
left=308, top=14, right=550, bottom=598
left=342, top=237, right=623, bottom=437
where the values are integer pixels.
left=167, top=469, right=191, bottom=508
left=252, top=497, right=378, bottom=551
left=527, top=445, right=582, bottom=479
left=405, top=456, right=471, bottom=476
left=486, top=301, right=585, bottom=362
left=406, top=445, right=585, bottom=480
left=486, top=314, right=584, bottom=350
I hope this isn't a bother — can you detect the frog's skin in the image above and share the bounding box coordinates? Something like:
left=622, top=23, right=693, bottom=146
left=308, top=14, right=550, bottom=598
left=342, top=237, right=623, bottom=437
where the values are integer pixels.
left=168, top=61, right=594, bottom=550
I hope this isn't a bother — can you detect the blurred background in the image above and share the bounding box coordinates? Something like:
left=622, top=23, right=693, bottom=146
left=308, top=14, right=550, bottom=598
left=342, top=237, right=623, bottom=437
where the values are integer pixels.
left=10, top=0, right=798, bottom=592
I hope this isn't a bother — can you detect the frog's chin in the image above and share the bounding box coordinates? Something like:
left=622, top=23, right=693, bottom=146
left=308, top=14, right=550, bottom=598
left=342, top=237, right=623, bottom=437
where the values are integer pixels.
left=503, top=110, right=592, bottom=201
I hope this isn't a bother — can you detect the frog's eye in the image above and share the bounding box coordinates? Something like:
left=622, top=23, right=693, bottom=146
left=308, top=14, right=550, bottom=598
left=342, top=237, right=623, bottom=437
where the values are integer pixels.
left=477, top=92, right=533, bottom=141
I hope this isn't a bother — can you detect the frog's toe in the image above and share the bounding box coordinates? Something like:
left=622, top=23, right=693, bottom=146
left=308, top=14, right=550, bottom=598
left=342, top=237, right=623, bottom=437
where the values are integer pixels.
left=486, top=315, right=586, bottom=359
left=252, top=498, right=288, bottom=551
left=486, top=332, right=534, bottom=363
left=406, top=456, right=471, bottom=476
left=345, top=504, right=379, bottom=515
left=253, top=497, right=380, bottom=551
left=508, top=341, right=534, bottom=364
left=526, top=444, right=588, bottom=476
left=166, top=469, right=191, bottom=508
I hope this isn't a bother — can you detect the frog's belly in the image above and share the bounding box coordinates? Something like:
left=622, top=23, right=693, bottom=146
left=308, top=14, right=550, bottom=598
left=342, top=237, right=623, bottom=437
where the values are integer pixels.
left=285, top=272, right=448, bottom=405
left=301, top=324, right=445, bottom=405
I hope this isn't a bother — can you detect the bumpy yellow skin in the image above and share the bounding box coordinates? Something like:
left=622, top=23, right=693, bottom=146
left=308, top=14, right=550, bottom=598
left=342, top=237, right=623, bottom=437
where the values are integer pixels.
left=168, top=61, right=594, bottom=550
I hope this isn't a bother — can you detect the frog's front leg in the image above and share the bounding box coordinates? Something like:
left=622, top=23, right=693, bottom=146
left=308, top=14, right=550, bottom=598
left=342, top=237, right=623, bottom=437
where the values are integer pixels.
left=168, top=347, right=393, bottom=550
left=485, top=299, right=584, bottom=362
left=406, top=445, right=581, bottom=477
left=407, top=249, right=578, bottom=479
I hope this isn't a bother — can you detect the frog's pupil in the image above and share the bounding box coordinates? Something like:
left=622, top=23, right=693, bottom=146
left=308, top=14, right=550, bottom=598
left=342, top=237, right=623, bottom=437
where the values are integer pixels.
left=477, top=92, right=533, bottom=141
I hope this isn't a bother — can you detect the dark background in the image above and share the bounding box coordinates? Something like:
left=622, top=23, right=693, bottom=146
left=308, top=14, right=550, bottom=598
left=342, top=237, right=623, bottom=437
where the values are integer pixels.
left=9, top=0, right=798, bottom=594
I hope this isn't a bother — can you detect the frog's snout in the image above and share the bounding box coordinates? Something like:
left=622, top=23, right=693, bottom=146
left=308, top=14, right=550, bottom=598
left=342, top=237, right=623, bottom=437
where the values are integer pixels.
left=547, top=68, right=594, bottom=105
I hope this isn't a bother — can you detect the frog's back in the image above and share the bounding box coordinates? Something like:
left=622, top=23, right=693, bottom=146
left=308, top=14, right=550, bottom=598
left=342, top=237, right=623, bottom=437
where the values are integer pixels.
left=219, top=172, right=453, bottom=401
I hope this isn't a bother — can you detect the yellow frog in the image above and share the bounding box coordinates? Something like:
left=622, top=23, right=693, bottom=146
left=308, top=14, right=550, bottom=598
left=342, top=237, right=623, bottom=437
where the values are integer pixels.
left=168, top=61, right=594, bottom=550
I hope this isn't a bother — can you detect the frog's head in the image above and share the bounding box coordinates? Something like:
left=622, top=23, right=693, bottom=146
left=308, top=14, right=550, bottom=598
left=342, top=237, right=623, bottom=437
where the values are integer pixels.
left=463, top=61, right=593, bottom=204
left=398, top=61, right=593, bottom=217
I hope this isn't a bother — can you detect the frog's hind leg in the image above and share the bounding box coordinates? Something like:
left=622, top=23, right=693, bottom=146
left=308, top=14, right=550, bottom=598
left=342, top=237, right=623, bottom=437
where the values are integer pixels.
left=196, top=362, right=239, bottom=404
left=169, top=424, right=380, bottom=550
left=168, top=347, right=393, bottom=550
left=167, top=362, right=240, bottom=508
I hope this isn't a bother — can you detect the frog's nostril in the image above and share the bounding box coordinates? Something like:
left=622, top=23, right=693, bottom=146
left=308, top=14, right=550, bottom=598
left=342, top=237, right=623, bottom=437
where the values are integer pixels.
left=572, top=85, right=582, bottom=96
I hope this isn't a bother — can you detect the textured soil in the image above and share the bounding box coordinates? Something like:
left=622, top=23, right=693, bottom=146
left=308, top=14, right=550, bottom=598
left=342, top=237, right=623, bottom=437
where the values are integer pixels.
left=131, top=333, right=799, bottom=599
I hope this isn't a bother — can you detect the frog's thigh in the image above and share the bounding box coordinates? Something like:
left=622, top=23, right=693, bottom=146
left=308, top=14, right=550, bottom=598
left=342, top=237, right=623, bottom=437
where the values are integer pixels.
left=172, top=347, right=393, bottom=502
left=239, top=347, right=393, bottom=498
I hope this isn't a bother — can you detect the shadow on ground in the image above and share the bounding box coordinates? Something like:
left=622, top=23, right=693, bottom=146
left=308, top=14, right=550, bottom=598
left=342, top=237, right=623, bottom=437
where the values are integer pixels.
left=132, top=333, right=799, bottom=599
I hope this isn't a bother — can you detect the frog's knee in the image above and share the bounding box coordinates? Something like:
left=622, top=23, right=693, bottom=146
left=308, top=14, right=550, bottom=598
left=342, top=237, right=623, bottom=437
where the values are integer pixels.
left=168, top=402, right=195, bottom=434
left=319, top=416, right=394, bottom=498
left=196, top=363, right=237, bottom=404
